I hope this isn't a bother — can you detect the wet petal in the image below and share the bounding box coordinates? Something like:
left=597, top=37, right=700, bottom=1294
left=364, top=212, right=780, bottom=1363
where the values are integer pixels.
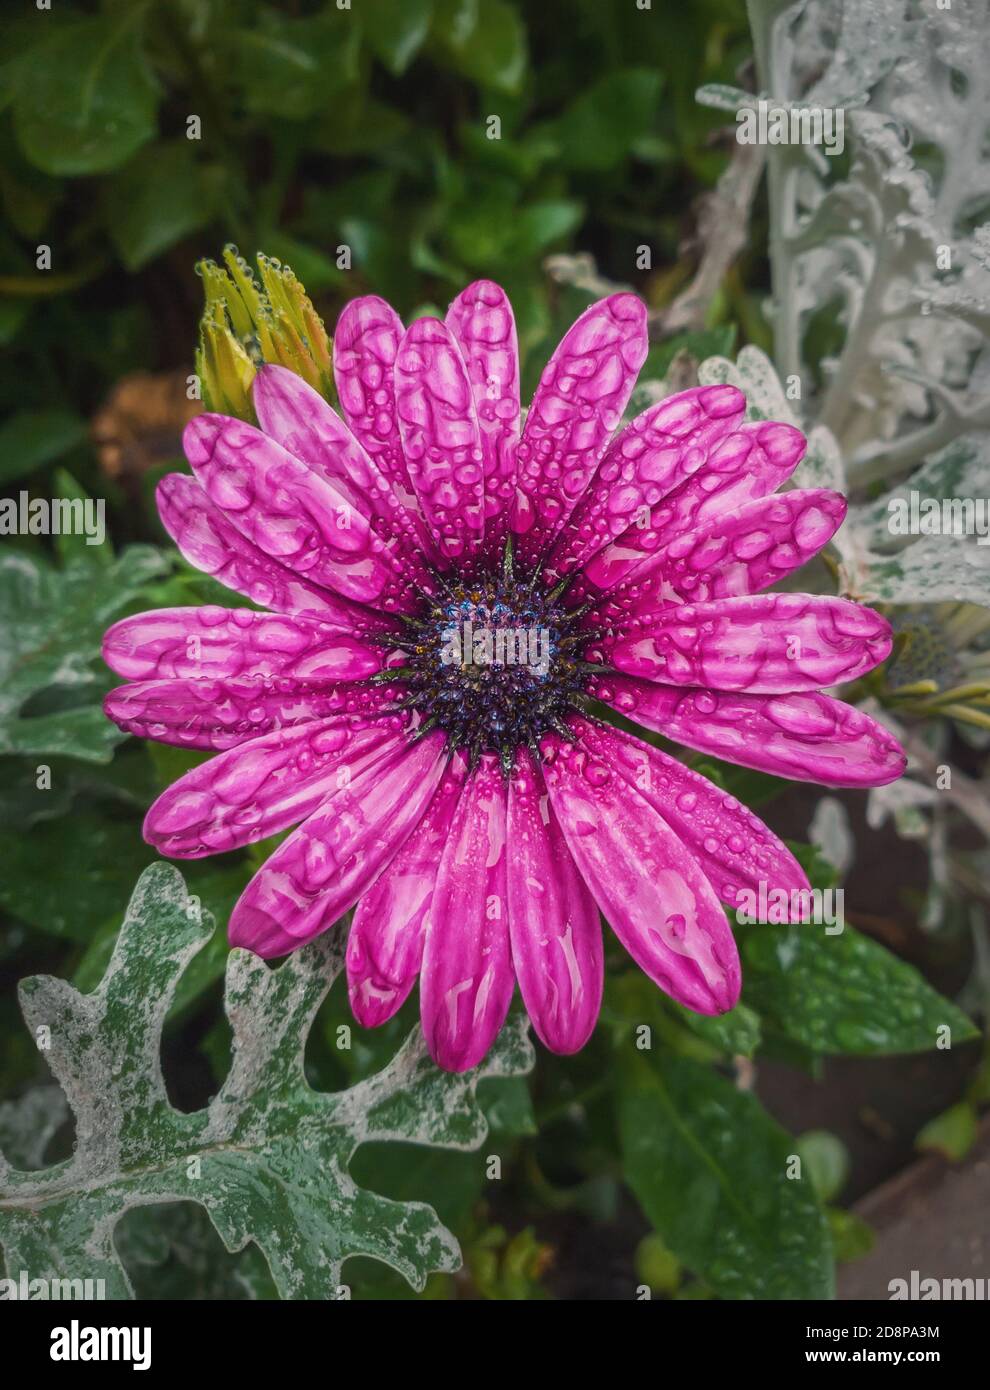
left=600, top=593, right=892, bottom=692
left=102, top=606, right=383, bottom=683
left=590, top=674, right=907, bottom=786
left=573, top=718, right=809, bottom=913
left=157, top=472, right=391, bottom=633
left=580, top=420, right=805, bottom=595
left=252, top=363, right=430, bottom=596
left=229, top=732, right=448, bottom=957
left=550, top=384, right=744, bottom=581
left=143, top=712, right=409, bottom=858
left=540, top=734, right=739, bottom=1015
left=513, top=294, right=648, bottom=566
left=506, top=749, right=603, bottom=1053
left=333, top=295, right=421, bottom=510
left=419, top=753, right=514, bottom=1071
left=104, top=678, right=399, bottom=752
left=183, top=414, right=399, bottom=607
left=347, top=753, right=468, bottom=1028
left=594, top=489, right=847, bottom=621
left=395, top=316, right=486, bottom=566
left=446, top=280, right=520, bottom=558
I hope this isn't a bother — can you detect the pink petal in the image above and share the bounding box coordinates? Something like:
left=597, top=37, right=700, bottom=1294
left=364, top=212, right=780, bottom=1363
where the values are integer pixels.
left=513, top=294, right=648, bottom=567
left=419, top=753, right=514, bottom=1071
left=445, top=280, right=520, bottom=558
left=540, top=733, right=740, bottom=1015
left=580, top=420, right=805, bottom=595
left=599, top=593, right=892, bottom=691
left=104, top=678, right=399, bottom=752
left=143, top=712, right=409, bottom=858
left=549, top=384, right=745, bottom=581
left=333, top=295, right=424, bottom=515
left=346, top=753, right=469, bottom=1028
left=506, top=749, right=603, bottom=1053
left=157, top=473, right=392, bottom=634
left=183, top=415, right=401, bottom=608
left=102, top=606, right=383, bottom=683
left=593, top=489, right=847, bottom=622
left=572, top=718, right=809, bottom=913
left=589, top=674, right=907, bottom=786
left=229, top=732, right=449, bottom=957
left=252, top=364, right=431, bottom=597
left=394, top=316, right=486, bottom=566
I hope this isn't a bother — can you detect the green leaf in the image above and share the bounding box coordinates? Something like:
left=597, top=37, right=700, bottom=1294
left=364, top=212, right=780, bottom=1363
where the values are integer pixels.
left=13, top=17, right=158, bottom=176
left=104, top=141, right=218, bottom=271
left=116, top=1202, right=278, bottom=1300
left=796, top=1130, right=850, bottom=1202
left=666, top=998, right=762, bottom=1059
left=0, top=865, right=535, bottom=1298
left=551, top=69, right=664, bottom=172
left=916, top=1100, right=978, bottom=1161
left=828, top=1208, right=875, bottom=1263
left=311, top=95, right=410, bottom=156
left=231, top=8, right=361, bottom=119
left=364, top=0, right=434, bottom=75
left=0, top=810, right=156, bottom=942
left=432, top=0, right=527, bottom=93
left=51, top=469, right=111, bottom=566
left=0, top=300, right=30, bottom=347
left=620, top=1055, right=833, bottom=1299
left=740, top=922, right=980, bottom=1055
left=509, top=200, right=584, bottom=258
left=0, top=546, right=168, bottom=762
left=634, top=1232, right=682, bottom=1294
left=0, top=411, right=87, bottom=485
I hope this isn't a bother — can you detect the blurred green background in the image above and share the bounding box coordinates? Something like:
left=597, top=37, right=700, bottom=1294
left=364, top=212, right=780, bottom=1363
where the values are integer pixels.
left=0, top=0, right=755, bottom=498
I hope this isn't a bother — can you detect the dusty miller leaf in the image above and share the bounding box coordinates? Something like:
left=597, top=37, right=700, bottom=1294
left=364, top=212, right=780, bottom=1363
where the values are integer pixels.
left=0, top=864, right=534, bottom=1298
left=0, top=546, right=168, bottom=763
left=741, top=0, right=990, bottom=487
left=698, top=350, right=990, bottom=607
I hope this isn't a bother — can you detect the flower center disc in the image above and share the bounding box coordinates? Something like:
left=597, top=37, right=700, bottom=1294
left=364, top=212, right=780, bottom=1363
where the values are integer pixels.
left=397, top=564, right=590, bottom=770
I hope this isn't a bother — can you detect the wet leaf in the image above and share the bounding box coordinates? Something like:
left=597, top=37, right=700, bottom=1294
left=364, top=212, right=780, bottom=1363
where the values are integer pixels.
left=620, top=1054, right=833, bottom=1299
left=740, top=922, right=979, bottom=1055
left=0, top=865, right=535, bottom=1298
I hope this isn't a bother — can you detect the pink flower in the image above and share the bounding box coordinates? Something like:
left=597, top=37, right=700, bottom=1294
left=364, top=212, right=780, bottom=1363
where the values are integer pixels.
left=103, top=284, right=905, bottom=1071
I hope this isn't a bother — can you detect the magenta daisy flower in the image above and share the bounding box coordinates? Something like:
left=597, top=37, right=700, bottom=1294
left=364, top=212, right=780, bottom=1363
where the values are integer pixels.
left=102, top=283, right=905, bottom=1071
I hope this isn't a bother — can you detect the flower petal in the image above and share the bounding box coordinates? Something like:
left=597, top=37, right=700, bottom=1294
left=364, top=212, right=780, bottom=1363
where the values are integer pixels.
left=601, top=593, right=892, bottom=692
left=589, top=674, right=907, bottom=786
left=580, top=420, right=805, bottom=595
left=506, top=749, right=603, bottom=1053
left=104, top=677, right=399, bottom=752
left=395, top=316, right=486, bottom=566
left=229, top=732, right=449, bottom=957
left=513, top=294, right=648, bottom=566
left=572, top=718, right=809, bottom=913
left=143, top=712, right=409, bottom=858
left=252, top=363, right=431, bottom=594
left=157, top=473, right=391, bottom=633
left=346, top=753, right=468, bottom=1028
left=593, top=489, right=847, bottom=622
left=540, top=734, right=739, bottom=1014
left=419, top=753, right=514, bottom=1071
left=333, top=295, right=422, bottom=510
left=445, top=280, right=520, bottom=558
left=549, top=384, right=745, bottom=581
left=102, top=606, right=383, bottom=683
left=183, top=415, right=400, bottom=608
